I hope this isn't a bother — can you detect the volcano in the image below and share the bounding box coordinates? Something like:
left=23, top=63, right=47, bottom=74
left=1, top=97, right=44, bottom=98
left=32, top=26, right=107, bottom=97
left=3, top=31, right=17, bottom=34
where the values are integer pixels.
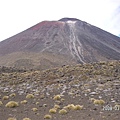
left=0, top=18, right=120, bottom=69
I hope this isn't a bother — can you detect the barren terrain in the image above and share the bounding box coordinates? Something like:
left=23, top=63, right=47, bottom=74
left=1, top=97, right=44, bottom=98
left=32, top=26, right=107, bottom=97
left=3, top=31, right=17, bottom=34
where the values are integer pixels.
left=0, top=60, right=120, bottom=120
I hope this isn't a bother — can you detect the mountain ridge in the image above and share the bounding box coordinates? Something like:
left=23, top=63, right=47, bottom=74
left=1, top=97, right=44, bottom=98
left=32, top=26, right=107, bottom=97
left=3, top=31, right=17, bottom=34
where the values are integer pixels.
left=0, top=18, right=120, bottom=69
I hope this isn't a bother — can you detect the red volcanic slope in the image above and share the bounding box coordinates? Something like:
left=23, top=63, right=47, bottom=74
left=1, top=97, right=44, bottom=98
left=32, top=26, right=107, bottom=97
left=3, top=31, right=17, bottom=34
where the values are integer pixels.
left=31, top=21, right=65, bottom=30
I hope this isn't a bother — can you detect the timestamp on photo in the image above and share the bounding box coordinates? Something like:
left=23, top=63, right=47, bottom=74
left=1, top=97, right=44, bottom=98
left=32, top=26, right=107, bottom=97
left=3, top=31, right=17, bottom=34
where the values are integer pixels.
left=102, top=104, right=120, bottom=111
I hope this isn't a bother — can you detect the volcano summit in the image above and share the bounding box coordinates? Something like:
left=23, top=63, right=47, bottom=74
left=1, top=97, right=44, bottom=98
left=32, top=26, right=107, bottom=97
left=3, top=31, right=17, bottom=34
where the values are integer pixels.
left=0, top=18, right=120, bottom=69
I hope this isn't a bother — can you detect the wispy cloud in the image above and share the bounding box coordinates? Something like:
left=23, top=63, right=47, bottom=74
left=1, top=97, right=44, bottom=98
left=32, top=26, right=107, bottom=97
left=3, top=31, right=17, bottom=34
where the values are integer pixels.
left=109, top=1, right=120, bottom=34
left=112, top=6, right=120, bottom=35
left=104, top=4, right=120, bottom=36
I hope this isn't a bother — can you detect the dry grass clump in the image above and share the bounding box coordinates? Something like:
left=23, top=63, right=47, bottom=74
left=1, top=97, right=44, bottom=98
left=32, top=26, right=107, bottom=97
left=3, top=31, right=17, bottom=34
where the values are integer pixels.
left=36, top=102, right=39, bottom=105
left=54, top=104, right=60, bottom=109
left=93, top=99, right=105, bottom=105
left=3, top=96, right=9, bottom=100
left=0, top=101, right=3, bottom=106
left=61, top=98, right=65, bottom=102
left=32, top=107, right=38, bottom=112
left=23, top=118, right=31, bottom=120
left=63, top=104, right=83, bottom=111
left=64, top=104, right=75, bottom=110
left=26, top=94, right=34, bottom=99
left=21, top=100, right=27, bottom=104
left=49, top=108, right=57, bottom=114
left=5, top=101, right=19, bottom=108
left=7, top=117, right=17, bottom=120
left=59, top=109, right=67, bottom=115
left=44, top=114, right=52, bottom=119
left=53, top=95, right=61, bottom=100
left=74, top=105, right=83, bottom=110
left=9, top=93, right=16, bottom=97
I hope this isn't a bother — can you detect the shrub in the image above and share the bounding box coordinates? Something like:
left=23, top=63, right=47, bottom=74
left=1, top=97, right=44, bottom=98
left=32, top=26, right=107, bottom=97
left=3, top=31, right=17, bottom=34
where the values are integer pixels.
left=74, top=105, right=83, bottom=110
left=59, top=109, right=67, bottom=115
left=54, top=104, right=60, bottom=109
left=49, top=108, right=57, bottom=114
left=3, top=96, right=9, bottom=100
left=36, top=102, right=39, bottom=105
left=93, top=99, right=105, bottom=105
left=32, top=108, right=38, bottom=112
left=64, top=104, right=75, bottom=110
left=5, top=101, right=19, bottom=108
left=7, top=117, right=17, bottom=120
left=61, top=98, right=65, bottom=102
left=23, top=118, right=31, bottom=120
left=53, top=95, right=61, bottom=100
left=26, top=94, right=34, bottom=99
left=20, top=100, right=27, bottom=104
left=44, top=114, right=52, bottom=119
left=0, top=101, right=3, bottom=106
left=9, top=93, right=16, bottom=97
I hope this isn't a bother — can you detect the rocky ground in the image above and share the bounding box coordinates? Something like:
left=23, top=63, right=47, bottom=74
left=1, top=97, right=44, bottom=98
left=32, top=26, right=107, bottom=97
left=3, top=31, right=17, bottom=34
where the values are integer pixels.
left=0, top=60, right=120, bottom=120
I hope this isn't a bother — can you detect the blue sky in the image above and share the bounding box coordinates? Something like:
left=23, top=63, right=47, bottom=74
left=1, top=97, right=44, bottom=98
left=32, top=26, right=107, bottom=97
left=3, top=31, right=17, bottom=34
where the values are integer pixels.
left=0, top=0, right=120, bottom=41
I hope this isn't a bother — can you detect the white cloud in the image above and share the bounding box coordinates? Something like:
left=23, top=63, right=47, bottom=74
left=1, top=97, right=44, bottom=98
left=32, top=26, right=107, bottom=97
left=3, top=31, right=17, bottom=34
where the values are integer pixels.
left=0, top=0, right=120, bottom=41
left=99, top=0, right=120, bottom=36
